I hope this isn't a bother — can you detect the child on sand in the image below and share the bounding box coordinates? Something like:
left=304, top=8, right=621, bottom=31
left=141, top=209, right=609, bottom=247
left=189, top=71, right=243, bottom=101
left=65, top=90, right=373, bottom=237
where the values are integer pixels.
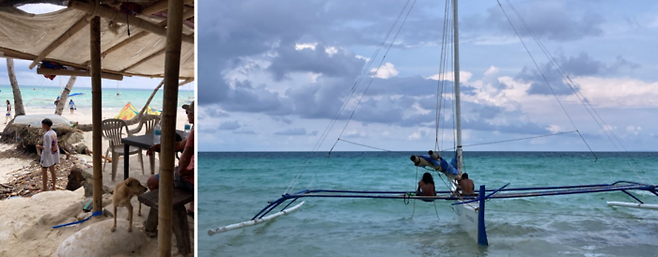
left=35, top=118, right=59, bottom=191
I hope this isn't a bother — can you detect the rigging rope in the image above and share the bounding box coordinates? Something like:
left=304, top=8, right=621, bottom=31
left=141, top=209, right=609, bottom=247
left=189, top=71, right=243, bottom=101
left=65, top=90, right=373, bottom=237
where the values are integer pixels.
left=337, top=139, right=392, bottom=152
left=499, top=0, right=653, bottom=185
left=495, top=0, right=597, bottom=160
left=329, top=0, right=418, bottom=154
left=285, top=1, right=416, bottom=194
left=314, top=0, right=414, bottom=154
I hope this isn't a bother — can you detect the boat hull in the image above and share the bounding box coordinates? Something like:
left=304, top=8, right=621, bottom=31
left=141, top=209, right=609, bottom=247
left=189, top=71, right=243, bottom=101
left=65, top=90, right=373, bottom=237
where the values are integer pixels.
left=454, top=201, right=479, bottom=242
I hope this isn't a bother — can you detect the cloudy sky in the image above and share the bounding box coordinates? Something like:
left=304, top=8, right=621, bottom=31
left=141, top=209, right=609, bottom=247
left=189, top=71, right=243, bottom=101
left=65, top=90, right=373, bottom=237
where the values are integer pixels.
left=0, top=4, right=168, bottom=90
left=199, top=0, right=658, bottom=152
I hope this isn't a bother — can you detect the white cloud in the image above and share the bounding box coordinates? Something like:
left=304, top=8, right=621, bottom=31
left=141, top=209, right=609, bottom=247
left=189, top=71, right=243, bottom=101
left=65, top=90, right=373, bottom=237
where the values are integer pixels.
left=570, top=77, right=658, bottom=108
left=324, top=46, right=338, bottom=56
left=355, top=55, right=370, bottom=62
left=427, top=71, right=472, bottom=83
left=370, top=62, right=398, bottom=79
left=294, top=43, right=317, bottom=51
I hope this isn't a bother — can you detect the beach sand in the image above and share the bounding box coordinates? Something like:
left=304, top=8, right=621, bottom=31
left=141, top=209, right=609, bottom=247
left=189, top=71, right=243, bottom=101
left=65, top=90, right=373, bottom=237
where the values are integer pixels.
left=0, top=107, right=194, bottom=256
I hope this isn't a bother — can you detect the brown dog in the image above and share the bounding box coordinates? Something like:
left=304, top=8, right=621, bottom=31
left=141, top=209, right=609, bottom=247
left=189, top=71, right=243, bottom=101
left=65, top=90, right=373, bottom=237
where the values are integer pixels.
left=111, top=177, right=147, bottom=232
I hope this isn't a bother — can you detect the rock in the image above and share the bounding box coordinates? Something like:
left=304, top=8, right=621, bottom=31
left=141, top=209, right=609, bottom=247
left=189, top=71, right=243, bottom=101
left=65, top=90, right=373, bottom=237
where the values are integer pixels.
left=54, top=219, right=147, bottom=257
left=66, top=166, right=87, bottom=191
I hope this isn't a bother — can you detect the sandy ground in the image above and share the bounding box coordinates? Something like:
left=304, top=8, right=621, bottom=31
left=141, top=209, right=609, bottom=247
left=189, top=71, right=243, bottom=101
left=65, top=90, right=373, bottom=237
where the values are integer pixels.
left=0, top=107, right=194, bottom=256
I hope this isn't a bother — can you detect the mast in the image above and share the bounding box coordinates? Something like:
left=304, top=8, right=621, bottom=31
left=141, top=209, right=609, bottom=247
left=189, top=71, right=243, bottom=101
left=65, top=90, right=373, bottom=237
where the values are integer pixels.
left=452, top=0, right=463, bottom=172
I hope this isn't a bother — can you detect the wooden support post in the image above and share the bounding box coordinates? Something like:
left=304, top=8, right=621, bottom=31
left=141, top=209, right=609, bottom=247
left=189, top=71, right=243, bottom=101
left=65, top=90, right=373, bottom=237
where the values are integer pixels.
left=29, top=16, right=89, bottom=69
left=90, top=16, right=103, bottom=215
left=68, top=1, right=194, bottom=44
left=158, top=0, right=184, bottom=255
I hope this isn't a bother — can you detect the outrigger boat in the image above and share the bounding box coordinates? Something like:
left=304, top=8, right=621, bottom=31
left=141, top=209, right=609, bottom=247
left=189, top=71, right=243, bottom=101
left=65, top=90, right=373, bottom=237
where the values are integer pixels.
left=209, top=0, right=658, bottom=245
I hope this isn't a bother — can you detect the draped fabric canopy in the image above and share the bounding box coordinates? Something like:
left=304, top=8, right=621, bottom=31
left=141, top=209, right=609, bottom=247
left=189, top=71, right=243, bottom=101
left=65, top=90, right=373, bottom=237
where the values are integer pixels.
left=0, top=0, right=195, bottom=80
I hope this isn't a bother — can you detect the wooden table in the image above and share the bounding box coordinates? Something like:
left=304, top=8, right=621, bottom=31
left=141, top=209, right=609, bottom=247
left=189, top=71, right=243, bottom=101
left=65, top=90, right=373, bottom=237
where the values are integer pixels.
left=138, top=188, right=194, bottom=256
left=121, top=130, right=185, bottom=180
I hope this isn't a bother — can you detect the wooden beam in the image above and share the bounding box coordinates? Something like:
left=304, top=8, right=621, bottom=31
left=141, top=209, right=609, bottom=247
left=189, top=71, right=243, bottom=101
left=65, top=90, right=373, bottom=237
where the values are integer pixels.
left=68, top=1, right=194, bottom=44
left=182, top=8, right=194, bottom=20
left=158, top=0, right=185, bottom=255
left=90, top=15, right=103, bottom=219
left=101, top=31, right=149, bottom=59
left=36, top=68, right=123, bottom=81
left=121, top=48, right=165, bottom=72
left=93, top=7, right=193, bottom=64
left=0, top=46, right=195, bottom=79
left=141, top=0, right=194, bottom=15
left=28, top=16, right=89, bottom=69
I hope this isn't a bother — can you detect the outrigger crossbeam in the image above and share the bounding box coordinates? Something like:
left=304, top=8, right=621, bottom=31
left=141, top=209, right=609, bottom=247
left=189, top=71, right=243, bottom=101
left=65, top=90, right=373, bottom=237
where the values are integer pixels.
left=208, top=181, right=658, bottom=239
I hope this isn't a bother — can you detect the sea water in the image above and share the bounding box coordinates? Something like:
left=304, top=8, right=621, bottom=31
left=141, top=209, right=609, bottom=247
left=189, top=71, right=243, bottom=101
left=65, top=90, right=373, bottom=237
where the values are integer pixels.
left=199, top=151, right=658, bottom=257
left=0, top=85, right=194, bottom=110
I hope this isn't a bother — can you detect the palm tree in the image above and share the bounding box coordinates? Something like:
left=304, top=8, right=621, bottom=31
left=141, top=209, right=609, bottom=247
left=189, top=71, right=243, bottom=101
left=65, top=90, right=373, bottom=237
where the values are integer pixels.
left=5, top=58, right=25, bottom=116
left=55, top=76, right=78, bottom=115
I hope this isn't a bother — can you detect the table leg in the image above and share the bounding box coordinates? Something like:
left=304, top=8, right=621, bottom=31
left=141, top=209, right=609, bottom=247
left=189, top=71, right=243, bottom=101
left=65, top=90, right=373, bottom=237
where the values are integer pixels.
left=172, top=205, right=191, bottom=256
left=143, top=207, right=158, bottom=236
left=124, top=144, right=129, bottom=180
left=150, top=153, right=155, bottom=174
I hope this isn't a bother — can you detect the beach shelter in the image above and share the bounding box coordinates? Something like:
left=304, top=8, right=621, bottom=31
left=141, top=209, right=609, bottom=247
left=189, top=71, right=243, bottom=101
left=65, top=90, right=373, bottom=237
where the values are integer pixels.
left=0, top=1, right=194, bottom=255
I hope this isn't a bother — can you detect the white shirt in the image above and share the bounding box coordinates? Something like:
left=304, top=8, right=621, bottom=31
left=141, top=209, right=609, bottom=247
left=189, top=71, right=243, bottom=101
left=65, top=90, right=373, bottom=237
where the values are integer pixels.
left=40, top=130, right=60, bottom=167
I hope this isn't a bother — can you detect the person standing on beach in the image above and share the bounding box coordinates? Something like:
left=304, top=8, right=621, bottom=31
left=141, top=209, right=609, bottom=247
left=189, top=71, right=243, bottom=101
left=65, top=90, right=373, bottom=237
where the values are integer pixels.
left=54, top=96, right=60, bottom=106
left=36, top=118, right=59, bottom=192
left=69, top=100, right=76, bottom=114
left=5, top=100, right=10, bottom=124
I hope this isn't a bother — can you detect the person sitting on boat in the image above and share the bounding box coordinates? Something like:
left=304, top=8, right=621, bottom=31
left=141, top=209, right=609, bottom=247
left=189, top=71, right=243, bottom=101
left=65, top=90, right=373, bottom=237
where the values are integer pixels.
left=457, top=173, right=475, bottom=196
left=416, top=172, right=436, bottom=197
left=410, top=150, right=460, bottom=179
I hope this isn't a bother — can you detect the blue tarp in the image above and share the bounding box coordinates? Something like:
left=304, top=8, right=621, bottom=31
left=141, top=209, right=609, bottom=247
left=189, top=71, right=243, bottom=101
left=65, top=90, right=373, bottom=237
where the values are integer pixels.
left=417, top=155, right=459, bottom=176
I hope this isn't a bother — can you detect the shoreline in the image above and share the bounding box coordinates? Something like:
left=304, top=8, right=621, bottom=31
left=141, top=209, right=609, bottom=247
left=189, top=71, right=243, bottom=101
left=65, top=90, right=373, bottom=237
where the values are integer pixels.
left=0, top=106, right=189, bottom=184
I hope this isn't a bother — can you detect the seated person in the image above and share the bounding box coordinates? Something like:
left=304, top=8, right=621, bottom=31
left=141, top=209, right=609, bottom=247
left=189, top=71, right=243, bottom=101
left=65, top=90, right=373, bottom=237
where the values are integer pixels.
left=416, top=172, right=436, bottom=197
left=146, top=101, right=195, bottom=215
left=457, top=173, right=474, bottom=196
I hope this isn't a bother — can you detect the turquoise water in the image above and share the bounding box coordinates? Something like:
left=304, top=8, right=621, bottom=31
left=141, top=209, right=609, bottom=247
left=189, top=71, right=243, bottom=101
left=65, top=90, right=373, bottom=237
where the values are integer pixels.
left=0, top=85, right=194, bottom=109
left=199, top=151, right=658, bottom=257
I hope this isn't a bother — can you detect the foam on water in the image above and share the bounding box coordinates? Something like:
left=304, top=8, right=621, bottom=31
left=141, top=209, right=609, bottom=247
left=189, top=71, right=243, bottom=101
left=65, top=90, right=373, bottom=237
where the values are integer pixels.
left=199, top=151, right=658, bottom=257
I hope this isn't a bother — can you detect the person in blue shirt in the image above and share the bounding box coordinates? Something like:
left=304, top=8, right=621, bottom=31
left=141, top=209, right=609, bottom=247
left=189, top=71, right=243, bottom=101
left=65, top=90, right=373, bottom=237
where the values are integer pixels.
left=69, top=100, right=76, bottom=114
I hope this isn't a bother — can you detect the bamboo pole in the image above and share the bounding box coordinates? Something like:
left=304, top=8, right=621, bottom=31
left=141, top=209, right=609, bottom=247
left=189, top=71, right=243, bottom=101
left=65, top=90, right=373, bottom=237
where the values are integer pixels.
left=68, top=1, right=194, bottom=44
left=37, top=68, right=123, bottom=81
left=29, top=16, right=89, bottom=69
left=90, top=16, right=103, bottom=216
left=158, top=0, right=185, bottom=255
left=141, top=0, right=194, bottom=16
left=0, top=46, right=192, bottom=80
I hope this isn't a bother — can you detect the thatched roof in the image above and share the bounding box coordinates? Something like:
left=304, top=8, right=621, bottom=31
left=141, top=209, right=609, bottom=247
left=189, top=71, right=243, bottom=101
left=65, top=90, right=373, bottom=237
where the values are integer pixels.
left=0, top=0, right=194, bottom=80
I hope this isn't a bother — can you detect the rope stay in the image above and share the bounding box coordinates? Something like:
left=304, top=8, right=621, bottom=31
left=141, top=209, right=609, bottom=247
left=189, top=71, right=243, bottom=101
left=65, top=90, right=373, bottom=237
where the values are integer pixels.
left=497, top=0, right=652, bottom=185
